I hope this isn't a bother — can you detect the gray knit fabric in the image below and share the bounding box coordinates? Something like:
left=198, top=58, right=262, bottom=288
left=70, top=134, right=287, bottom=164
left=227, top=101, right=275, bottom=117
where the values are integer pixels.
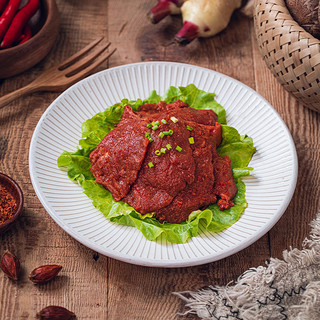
left=175, top=213, right=320, bottom=319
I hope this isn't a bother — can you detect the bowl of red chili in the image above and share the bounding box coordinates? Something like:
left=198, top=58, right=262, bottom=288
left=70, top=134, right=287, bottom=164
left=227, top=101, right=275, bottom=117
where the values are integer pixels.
left=0, top=0, right=59, bottom=79
left=0, top=173, right=23, bottom=234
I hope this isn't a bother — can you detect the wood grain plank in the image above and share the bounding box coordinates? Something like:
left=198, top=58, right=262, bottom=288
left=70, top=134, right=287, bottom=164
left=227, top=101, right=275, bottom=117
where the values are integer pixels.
left=0, top=1, right=109, bottom=319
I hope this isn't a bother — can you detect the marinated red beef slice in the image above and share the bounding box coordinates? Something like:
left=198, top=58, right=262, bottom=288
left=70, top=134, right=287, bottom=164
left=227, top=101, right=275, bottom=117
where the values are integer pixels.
left=138, top=100, right=187, bottom=114
left=124, top=119, right=196, bottom=213
left=155, top=122, right=221, bottom=224
left=213, top=156, right=237, bottom=210
left=138, top=100, right=217, bottom=126
left=90, top=100, right=237, bottom=224
left=90, top=106, right=149, bottom=201
left=123, top=180, right=174, bottom=214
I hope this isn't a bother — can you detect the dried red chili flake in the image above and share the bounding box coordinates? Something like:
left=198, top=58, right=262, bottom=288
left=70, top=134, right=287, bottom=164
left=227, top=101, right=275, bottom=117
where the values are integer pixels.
left=176, top=200, right=183, bottom=208
left=0, top=183, right=17, bottom=225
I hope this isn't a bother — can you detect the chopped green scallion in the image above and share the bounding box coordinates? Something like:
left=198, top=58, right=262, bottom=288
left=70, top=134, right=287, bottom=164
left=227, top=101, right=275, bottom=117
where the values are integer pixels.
left=189, top=137, right=195, bottom=144
left=186, top=125, right=193, bottom=131
left=154, top=120, right=160, bottom=126
left=148, top=162, right=154, bottom=168
left=155, top=150, right=161, bottom=156
left=145, top=132, right=151, bottom=138
left=147, top=124, right=152, bottom=128
left=148, top=138, right=154, bottom=143
left=158, top=132, right=165, bottom=138
left=160, top=148, right=166, bottom=154
left=168, top=129, right=173, bottom=135
left=176, top=145, right=182, bottom=152
left=161, top=119, right=167, bottom=124
left=152, top=125, right=159, bottom=131
left=170, top=116, right=178, bottom=123
left=166, top=144, right=172, bottom=150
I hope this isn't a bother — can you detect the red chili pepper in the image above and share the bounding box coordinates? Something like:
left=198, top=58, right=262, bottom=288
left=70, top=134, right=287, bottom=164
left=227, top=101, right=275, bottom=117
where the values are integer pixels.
left=17, top=30, right=24, bottom=41
left=17, top=23, right=31, bottom=44
left=1, top=0, right=39, bottom=49
left=0, top=0, right=9, bottom=15
left=0, top=0, right=21, bottom=42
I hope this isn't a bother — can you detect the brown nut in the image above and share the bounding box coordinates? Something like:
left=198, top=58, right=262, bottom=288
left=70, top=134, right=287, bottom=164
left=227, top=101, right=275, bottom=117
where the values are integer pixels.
left=29, top=264, right=62, bottom=284
left=37, top=306, right=75, bottom=320
left=0, top=250, right=20, bottom=280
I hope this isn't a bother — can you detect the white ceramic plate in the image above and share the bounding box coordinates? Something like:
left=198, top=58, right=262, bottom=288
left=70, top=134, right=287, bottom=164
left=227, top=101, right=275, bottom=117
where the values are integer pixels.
left=29, top=62, right=298, bottom=268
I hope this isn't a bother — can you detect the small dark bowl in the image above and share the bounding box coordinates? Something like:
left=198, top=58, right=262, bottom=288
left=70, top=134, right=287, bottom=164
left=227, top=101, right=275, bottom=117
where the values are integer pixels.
left=0, top=173, right=24, bottom=234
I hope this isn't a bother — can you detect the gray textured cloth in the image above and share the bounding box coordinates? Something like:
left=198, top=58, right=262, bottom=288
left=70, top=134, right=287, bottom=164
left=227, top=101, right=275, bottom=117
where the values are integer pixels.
left=175, top=213, right=320, bottom=319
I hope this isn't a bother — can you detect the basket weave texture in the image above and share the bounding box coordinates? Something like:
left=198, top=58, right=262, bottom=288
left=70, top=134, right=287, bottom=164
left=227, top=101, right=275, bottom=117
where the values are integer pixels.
left=254, top=0, right=320, bottom=112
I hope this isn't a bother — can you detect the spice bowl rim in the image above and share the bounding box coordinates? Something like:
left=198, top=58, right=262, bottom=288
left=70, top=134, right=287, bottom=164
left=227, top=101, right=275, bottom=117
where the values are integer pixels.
left=0, top=173, right=24, bottom=234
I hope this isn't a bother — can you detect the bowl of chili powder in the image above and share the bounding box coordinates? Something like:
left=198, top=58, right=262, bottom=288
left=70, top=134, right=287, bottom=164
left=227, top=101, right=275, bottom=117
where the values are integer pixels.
left=0, top=173, right=23, bottom=234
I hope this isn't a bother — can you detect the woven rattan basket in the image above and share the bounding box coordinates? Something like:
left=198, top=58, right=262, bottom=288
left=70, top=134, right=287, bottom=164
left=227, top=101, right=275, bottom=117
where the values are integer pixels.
left=254, top=0, right=320, bottom=112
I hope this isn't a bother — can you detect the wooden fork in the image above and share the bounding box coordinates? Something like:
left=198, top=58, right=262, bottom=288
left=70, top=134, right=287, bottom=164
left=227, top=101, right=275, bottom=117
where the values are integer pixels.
left=0, top=37, right=116, bottom=109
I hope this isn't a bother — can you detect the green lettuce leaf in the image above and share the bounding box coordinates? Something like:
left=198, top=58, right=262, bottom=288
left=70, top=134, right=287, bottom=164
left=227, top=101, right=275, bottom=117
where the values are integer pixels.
left=163, top=84, right=226, bottom=124
left=57, top=84, right=255, bottom=244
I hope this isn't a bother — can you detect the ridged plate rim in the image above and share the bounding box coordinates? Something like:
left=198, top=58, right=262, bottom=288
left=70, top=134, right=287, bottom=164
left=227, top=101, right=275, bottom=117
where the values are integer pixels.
left=29, top=61, right=298, bottom=267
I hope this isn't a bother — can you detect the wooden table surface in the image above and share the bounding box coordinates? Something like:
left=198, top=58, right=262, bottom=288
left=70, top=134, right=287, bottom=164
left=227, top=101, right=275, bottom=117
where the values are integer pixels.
left=1, top=1, right=320, bottom=319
